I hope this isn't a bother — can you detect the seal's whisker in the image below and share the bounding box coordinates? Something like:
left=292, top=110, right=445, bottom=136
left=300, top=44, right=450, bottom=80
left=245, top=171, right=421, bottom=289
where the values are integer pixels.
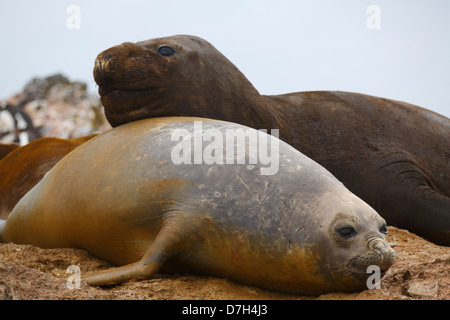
left=329, top=260, right=351, bottom=272
left=340, top=270, right=353, bottom=278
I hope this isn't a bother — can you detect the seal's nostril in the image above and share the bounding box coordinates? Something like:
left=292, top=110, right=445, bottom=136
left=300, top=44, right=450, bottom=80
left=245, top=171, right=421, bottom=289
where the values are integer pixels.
left=95, top=58, right=103, bottom=72
left=93, top=53, right=117, bottom=87
left=95, top=51, right=116, bottom=74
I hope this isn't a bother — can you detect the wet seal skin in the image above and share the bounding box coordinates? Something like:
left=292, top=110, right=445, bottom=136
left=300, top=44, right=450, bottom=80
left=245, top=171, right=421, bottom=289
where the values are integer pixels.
left=94, top=35, right=450, bottom=246
left=0, top=117, right=394, bottom=295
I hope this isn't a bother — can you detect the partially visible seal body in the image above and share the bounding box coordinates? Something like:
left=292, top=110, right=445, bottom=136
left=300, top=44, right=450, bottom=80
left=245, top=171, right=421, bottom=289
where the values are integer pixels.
left=0, top=117, right=395, bottom=295
left=0, top=134, right=96, bottom=219
left=0, top=143, right=19, bottom=161
left=94, top=35, right=450, bottom=246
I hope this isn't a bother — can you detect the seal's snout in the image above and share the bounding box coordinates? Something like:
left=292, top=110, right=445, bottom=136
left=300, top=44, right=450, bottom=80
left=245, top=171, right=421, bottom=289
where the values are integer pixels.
left=94, top=51, right=116, bottom=77
left=94, top=42, right=150, bottom=95
left=367, top=237, right=396, bottom=271
left=94, top=42, right=141, bottom=78
left=349, top=237, right=396, bottom=279
left=367, top=237, right=394, bottom=255
left=94, top=51, right=119, bottom=96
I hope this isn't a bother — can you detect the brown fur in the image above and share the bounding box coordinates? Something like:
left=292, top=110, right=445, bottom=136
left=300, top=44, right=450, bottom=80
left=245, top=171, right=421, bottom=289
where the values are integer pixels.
left=0, top=135, right=97, bottom=219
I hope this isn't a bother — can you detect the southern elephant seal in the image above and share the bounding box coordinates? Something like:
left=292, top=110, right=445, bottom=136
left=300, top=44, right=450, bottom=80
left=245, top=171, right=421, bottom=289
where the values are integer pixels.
left=93, top=35, right=450, bottom=246
left=0, top=134, right=97, bottom=219
left=0, top=117, right=395, bottom=295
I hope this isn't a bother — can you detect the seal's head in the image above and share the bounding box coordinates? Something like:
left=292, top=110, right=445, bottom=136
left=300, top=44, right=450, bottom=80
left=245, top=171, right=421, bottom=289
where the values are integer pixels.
left=94, top=35, right=264, bottom=127
left=310, top=192, right=396, bottom=292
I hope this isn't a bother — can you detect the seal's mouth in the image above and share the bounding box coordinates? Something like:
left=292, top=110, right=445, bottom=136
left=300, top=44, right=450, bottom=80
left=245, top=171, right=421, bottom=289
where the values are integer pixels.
left=97, top=83, right=157, bottom=97
left=94, top=58, right=160, bottom=98
left=350, top=269, right=387, bottom=280
left=97, top=82, right=116, bottom=96
left=96, top=77, right=160, bottom=97
left=347, top=250, right=394, bottom=284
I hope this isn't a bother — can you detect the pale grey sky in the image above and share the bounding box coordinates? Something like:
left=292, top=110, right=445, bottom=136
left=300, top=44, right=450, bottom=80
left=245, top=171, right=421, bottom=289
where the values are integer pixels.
left=1, top=0, right=449, bottom=117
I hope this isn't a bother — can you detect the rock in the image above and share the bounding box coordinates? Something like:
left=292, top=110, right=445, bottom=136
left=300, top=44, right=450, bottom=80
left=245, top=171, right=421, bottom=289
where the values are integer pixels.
left=2, top=73, right=111, bottom=141
left=405, top=279, right=439, bottom=298
left=21, top=74, right=71, bottom=105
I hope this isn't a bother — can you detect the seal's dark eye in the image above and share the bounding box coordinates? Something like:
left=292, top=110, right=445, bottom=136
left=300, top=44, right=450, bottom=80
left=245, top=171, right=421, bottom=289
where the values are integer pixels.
left=380, top=223, right=388, bottom=235
left=336, top=226, right=357, bottom=239
left=157, top=45, right=175, bottom=57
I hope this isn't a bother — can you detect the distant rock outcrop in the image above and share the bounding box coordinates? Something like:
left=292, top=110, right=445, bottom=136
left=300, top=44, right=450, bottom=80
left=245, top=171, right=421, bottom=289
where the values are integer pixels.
left=2, top=73, right=110, bottom=143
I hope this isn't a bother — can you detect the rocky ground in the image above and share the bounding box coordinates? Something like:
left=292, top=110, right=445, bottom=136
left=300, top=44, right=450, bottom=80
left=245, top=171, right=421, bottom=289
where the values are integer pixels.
left=0, top=227, right=448, bottom=300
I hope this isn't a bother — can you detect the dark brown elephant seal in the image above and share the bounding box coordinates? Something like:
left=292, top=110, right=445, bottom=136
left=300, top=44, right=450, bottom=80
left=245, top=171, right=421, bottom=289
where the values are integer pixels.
left=0, top=117, right=395, bottom=295
left=93, top=35, right=450, bottom=246
left=0, top=134, right=97, bottom=219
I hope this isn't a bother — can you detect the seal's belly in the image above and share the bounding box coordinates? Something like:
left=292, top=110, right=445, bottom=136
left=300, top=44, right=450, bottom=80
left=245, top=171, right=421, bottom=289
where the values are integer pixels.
left=158, top=222, right=328, bottom=293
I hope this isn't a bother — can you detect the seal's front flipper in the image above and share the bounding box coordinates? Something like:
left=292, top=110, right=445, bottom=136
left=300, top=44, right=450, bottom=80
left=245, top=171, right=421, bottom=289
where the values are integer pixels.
left=399, top=172, right=450, bottom=246
left=83, top=211, right=197, bottom=286
left=414, top=191, right=450, bottom=246
left=377, top=151, right=450, bottom=246
left=83, top=256, right=163, bottom=286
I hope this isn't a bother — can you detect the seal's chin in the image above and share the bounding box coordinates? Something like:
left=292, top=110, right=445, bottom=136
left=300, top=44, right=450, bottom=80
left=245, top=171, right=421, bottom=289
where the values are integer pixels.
left=101, top=96, right=159, bottom=127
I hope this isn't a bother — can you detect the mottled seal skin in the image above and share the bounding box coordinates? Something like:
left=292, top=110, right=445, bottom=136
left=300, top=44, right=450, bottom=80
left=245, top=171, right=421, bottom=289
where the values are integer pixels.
left=0, top=117, right=395, bottom=295
left=0, top=134, right=97, bottom=219
left=94, top=35, right=450, bottom=246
